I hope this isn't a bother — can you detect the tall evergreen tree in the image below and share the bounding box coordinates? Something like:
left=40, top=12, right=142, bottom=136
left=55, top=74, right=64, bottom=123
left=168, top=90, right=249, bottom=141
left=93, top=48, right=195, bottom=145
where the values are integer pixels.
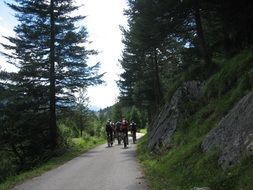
left=118, top=0, right=253, bottom=122
left=111, top=102, right=123, bottom=122
left=0, top=0, right=103, bottom=164
left=119, top=0, right=187, bottom=119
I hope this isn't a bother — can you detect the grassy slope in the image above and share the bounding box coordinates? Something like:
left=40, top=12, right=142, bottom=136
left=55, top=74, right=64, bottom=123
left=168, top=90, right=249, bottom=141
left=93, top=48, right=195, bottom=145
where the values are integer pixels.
left=0, top=137, right=105, bottom=190
left=137, top=49, right=253, bottom=190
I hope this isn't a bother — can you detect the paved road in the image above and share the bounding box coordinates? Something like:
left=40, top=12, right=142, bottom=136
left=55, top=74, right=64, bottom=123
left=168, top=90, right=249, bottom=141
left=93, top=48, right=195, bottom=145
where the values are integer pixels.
left=12, top=134, right=147, bottom=190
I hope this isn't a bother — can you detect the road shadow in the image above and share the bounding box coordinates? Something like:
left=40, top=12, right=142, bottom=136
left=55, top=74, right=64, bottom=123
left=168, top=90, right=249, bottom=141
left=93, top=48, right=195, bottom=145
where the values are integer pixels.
left=120, top=146, right=130, bottom=150
left=78, top=149, right=101, bottom=158
left=105, top=146, right=114, bottom=148
left=120, top=148, right=136, bottom=157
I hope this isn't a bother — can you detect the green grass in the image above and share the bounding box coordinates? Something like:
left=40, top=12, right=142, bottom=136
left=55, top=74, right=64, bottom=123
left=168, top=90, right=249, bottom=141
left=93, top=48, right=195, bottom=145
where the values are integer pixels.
left=138, top=135, right=253, bottom=190
left=139, top=128, right=147, bottom=134
left=204, top=48, right=253, bottom=99
left=137, top=49, right=253, bottom=190
left=0, top=137, right=105, bottom=190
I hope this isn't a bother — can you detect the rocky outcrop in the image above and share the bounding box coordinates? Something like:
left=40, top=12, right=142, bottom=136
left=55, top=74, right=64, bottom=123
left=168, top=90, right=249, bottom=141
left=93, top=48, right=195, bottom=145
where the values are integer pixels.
left=148, top=81, right=203, bottom=151
left=202, top=91, right=253, bottom=169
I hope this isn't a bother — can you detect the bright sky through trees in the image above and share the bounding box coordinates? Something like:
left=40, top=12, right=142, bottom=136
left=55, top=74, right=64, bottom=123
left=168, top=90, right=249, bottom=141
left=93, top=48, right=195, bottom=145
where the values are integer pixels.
left=0, top=0, right=128, bottom=110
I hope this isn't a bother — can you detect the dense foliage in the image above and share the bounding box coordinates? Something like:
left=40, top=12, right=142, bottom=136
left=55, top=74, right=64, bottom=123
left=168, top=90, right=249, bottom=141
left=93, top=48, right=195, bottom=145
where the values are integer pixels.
left=118, top=0, right=253, bottom=189
left=118, top=0, right=253, bottom=122
left=98, top=103, right=147, bottom=130
left=0, top=0, right=103, bottom=181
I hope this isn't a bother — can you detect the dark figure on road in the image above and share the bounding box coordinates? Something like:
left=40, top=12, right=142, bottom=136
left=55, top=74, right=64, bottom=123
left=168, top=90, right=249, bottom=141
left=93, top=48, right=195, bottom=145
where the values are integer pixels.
left=121, top=118, right=129, bottom=148
left=115, top=120, right=122, bottom=144
left=106, top=119, right=113, bottom=147
left=130, top=120, right=137, bottom=144
left=110, top=122, right=116, bottom=141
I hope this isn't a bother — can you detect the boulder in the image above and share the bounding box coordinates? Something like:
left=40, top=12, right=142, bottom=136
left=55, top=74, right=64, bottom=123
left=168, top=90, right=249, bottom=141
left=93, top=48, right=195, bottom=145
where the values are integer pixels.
left=148, top=81, right=203, bottom=151
left=202, top=91, right=253, bottom=169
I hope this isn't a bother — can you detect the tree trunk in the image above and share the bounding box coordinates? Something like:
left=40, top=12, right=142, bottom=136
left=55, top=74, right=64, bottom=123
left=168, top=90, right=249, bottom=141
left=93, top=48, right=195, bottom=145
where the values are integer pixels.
left=153, top=48, right=162, bottom=110
left=220, top=1, right=232, bottom=57
left=193, top=0, right=211, bottom=67
left=49, top=0, right=57, bottom=149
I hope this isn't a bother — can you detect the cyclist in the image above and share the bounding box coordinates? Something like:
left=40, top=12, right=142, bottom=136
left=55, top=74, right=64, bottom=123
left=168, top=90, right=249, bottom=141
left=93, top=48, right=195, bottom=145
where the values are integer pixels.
left=111, top=122, right=116, bottom=141
left=105, top=119, right=113, bottom=147
left=130, top=120, right=137, bottom=144
left=121, top=118, right=129, bottom=148
left=115, top=120, right=122, bottom=144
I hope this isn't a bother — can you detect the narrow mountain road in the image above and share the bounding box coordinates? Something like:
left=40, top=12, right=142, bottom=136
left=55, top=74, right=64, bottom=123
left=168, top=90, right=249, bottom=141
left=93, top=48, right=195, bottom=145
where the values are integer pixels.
left=12, top=134, right=147, bottom=190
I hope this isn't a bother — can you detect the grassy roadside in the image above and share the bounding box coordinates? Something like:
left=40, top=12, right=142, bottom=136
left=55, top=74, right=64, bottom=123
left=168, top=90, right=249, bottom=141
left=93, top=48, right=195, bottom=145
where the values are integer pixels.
left=0, top=137, right=105, bottom=190
left=137, top=134, right=253, bottom=190
left=139, top=128, right=147, bottom=134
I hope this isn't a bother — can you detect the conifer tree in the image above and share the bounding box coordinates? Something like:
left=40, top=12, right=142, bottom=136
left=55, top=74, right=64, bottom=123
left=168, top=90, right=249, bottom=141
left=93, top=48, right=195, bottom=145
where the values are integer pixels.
left=0, top=0, right=103, bottom=161
left=118, top=0, right=253, bottom=124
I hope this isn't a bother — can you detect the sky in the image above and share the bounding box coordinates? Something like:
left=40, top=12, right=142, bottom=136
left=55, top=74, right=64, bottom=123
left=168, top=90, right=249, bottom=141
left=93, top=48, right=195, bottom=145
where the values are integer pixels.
left=0, top=0, right=128, bottom=110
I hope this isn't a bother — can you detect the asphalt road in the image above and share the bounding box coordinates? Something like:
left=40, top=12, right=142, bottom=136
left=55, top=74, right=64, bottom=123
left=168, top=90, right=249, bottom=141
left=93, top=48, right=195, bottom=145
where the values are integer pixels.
left=12, top=134, right=147, bottom=190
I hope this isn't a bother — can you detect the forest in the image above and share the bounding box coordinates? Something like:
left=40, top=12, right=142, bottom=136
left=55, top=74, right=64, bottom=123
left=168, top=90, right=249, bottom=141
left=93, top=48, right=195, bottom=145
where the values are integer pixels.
left=118, top=0, right=253, bottom=121
left=0, top=0, right=105, bottom=183
left=1, top=0, right=253, bottom=189
left=115, top=0, right=253, bottom=189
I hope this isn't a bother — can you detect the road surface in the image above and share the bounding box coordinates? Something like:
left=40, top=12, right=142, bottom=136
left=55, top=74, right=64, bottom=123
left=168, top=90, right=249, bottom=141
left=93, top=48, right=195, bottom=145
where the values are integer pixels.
left=12, top=134, right=147, bottom=190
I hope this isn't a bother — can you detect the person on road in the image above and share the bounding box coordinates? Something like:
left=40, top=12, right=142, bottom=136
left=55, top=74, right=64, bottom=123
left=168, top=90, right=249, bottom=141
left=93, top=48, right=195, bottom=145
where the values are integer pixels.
left=115, top=120, right=122, bottom=144
left=121, top=118, right=129, bottom=147
left=106, top=119, right=114, bottom=147
left=130, top=120, right=137, bottom=144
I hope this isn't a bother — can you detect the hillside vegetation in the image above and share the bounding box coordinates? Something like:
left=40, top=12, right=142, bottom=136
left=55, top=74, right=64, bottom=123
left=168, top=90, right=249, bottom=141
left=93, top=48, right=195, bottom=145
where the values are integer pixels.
left=115, top=1, right=253, bottom=189
left=137, top=49, right=253, bottom=190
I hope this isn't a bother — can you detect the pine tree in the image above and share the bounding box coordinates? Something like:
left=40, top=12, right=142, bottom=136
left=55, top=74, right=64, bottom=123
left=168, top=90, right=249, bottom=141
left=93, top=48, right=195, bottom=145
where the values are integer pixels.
left=118, top=0, right=253, bottom=125
left=0, top=0, right=103, bottom=164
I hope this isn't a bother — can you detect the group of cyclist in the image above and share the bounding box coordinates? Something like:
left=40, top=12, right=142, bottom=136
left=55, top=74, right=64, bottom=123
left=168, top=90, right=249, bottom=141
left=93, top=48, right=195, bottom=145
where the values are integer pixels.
left=105, top=118, right=137, bottom=148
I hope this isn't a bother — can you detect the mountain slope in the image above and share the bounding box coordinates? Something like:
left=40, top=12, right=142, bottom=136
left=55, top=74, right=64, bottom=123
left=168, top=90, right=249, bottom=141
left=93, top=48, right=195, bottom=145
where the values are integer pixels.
left=138, top=49, right=253, bottom=190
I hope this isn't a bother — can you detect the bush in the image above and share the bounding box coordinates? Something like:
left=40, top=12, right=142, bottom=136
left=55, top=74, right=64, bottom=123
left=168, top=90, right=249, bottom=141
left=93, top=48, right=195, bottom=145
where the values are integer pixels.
left=0, top=151, right=15, bottom=182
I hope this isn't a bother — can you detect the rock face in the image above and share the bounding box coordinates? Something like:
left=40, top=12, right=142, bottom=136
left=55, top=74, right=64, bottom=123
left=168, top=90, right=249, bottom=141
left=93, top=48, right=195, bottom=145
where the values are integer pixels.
left=202, top=91, right=253, bottom=169
left=148, top=81, right=203, bottom=151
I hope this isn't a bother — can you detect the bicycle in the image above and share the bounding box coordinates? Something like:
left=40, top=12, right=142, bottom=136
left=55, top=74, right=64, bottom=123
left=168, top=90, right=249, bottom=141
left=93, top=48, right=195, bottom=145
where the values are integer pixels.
left=107, top=132, right=113, bottom=147
left=132, top=131, right=136, bottom=144
left=116, top=131, right=122, bottom=145
left=122, top=130, right=128, bottom=148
